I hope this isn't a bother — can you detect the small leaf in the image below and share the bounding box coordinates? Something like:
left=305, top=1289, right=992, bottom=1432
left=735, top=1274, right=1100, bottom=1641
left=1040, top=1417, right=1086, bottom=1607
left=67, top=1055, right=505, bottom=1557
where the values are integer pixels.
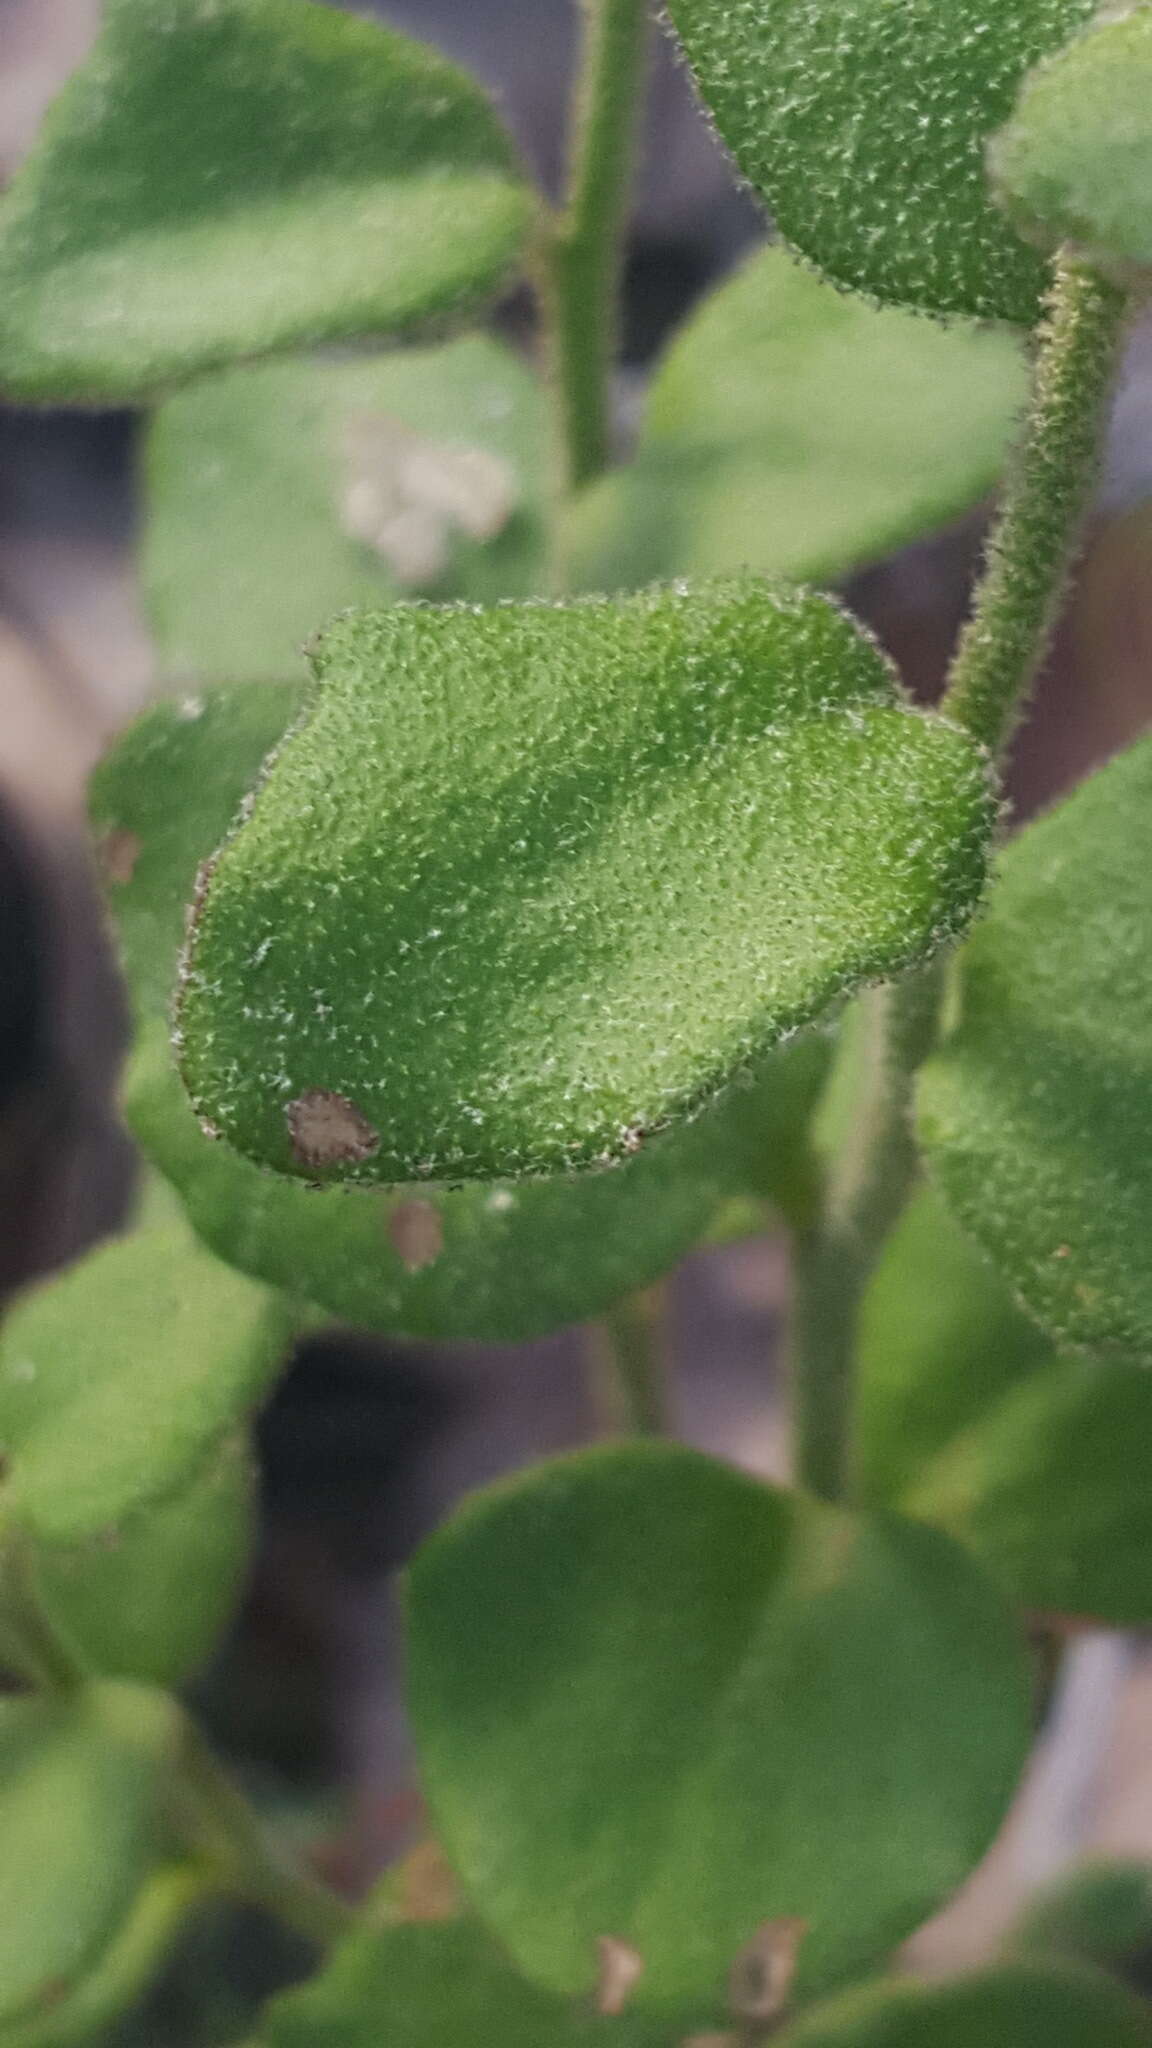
left=774, top=1959, right=1152, bottom=2047
left=32, top=1431, right=255, bottom=1688
left=567, top=247, right=1027, bottom=595
left=144, top=337, right=549, bottom=688
left=256, top=1917, right=671, bottom=2048
left=0, top=1684, right=175, bottom=2034
left=177, top=578, right=993, bottom=1185
left=0, top=1176, right=278, bottom=1678
left=918, top=730, right=1152, bottom=1358
left=858, top=1189, right=1152, bottom=1627
left=856, top=1187, right=1056, bottom=1507
left=990, top=12, right=1152, bottom=286
left=406, top=1443, right=1030, bottom=2011
left=0, top=0, right=533, bottom=403
left=662, top=0, right=1094, bottom=323
left=93, top=681, right=828, bottom=1341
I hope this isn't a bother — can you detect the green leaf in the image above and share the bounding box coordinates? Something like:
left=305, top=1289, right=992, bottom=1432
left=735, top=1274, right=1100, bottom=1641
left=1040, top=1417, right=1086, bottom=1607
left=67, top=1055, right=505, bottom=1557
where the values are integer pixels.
left=143, top=337, right=549, bottom=688
left=662, top=0, right=1094, bottom=323
left=93, top=679, right=829, bottom=1341
left=0, top=1176, right=277, bottom=1677
left=406, top=1443, right=1030, bottom=2012
left=567, top=247, right=1027, bottom=596
left=991, top=12, right=1152, bottom=287
left=0, top=1684, right=174, bottom=2035
left=256, top=1916, right=671, bottom=2048
left=177, top=578, right=994, bottom=1186
left=1, top=1864, right=206, bottom=2048
left=32, top=1431, right=254, bottom=1688
left=858, top=1188, right=1152, bottom=1627
left=918, top=731, right=1152, bottom=1358
left=0, top=0, right=533, bottom=404
left=774, top=1959, right=1152, bottom=2047
left=1009, top=1859, right=1152, bottom=1980
left=856, top=1187, right=1056, bottom=1507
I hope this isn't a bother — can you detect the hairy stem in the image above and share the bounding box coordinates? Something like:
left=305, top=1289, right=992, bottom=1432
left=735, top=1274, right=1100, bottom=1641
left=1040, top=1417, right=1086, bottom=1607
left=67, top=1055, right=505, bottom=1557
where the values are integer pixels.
left=590, top=1285, right=668, bottom=1436
left=941, top=257, right=1127, bottom=759
left=172, top=1712, right=354, bottom=1951
left=790, top=970, right=942, bottom=1503
left=543, top=0, right=649, bottom=500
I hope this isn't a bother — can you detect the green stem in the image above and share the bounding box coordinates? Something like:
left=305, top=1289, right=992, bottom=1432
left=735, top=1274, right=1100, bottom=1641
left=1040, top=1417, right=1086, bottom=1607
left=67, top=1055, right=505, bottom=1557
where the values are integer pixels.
left=543, top=0, right=649, bottom=499
left=591, top=1286, right=667, bottom=1436
left=790, top=970, right=942, bottom=1503
left=940, top=257, right=1127, bottom=759
left=171, top=1712, right=353, bottom=1951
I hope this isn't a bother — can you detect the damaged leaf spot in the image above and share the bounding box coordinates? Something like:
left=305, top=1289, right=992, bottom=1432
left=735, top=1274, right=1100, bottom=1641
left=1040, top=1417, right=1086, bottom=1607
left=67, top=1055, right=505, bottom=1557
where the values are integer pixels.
left=595, top=1936, right=644, bottom=2016
left=387, top=1199, right=445, bottom=1273
left=728, top=1917, right=808, bottom=2024
left=339, top=411, right=517, bottom=587
left=98, top=828, right=142, bottom=886
left=286, top=1089, right=380, bottom=1169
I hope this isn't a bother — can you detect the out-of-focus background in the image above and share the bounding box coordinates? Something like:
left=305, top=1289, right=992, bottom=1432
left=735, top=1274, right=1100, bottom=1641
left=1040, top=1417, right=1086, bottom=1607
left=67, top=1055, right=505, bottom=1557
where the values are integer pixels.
left=6, top=2, right=1152, bottom=2036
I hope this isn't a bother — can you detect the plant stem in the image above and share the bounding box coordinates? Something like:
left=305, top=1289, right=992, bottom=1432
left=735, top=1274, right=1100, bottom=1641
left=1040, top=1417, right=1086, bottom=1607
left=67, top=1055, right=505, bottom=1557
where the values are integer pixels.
left=940, top=257, right=1127, bottom=760
left=590, top=1286, right=667, bottom=1435
left=171, top=1712, right=354, bottom=1951
left=543, top=0, right=649, bottom=500
left=790, top=970, right=942, bottom=1503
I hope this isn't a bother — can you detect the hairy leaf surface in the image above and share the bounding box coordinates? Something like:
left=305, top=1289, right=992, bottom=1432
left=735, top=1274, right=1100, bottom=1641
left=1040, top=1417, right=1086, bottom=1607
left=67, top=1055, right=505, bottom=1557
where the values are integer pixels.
left=663, top=0, right=1093, bottom=322
left=177, top=579, right=993, bottom=1184
left=407, top=1443, right=1029, bottom=2010
left=0, top=0, right=532, bottom=401
left=93, top=680, right=829, bottom=1341
left=991, top=12, right=1152, bottom=285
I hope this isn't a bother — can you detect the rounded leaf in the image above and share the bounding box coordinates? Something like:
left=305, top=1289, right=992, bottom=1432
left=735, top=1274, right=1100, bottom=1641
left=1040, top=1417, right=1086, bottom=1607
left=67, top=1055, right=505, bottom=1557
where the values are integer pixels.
left=663, top=0, right=1094, bottom=322
left=144, top=337, right=548, bottom=687
left=0, top=0, right=533, bottom=403
left=568, top=247, right=1027, bottom=595
left=0, top=1684, right=174, bottom=2035
left=93, top=681, right=828, bottom=1341
left=177, top=578, right=993, bottom=1185
left=918, top=731, right=1152, bottom=1358
left=776, top=1959, right=1152, bottom=2047
left=406, top=1443, right=1030, bottom=2011
left=991, top=12, right=1152, bottom=285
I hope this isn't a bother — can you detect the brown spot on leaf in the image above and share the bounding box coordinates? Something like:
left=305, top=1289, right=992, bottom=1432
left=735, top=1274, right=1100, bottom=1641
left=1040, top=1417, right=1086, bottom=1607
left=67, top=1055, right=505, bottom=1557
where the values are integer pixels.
left=595, top=1937, right=644, bottom=2016
left=97, top=827, right=141, bottom=886
left=728, top=1918, right=808, bottom=2024
left=286, top=1089, right=380, bottom=1169
left=1053, top=1244, right=1071, bottom=1260
left=393, top=1838, right=460, bottom=1923
left=387, top=1199, right=444, bottom=1273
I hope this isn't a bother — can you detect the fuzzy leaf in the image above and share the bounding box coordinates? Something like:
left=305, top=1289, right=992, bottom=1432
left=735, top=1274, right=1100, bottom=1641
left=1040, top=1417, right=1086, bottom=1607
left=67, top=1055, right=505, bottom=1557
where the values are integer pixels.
left=568, top=247, right=1027, bottom=595
left=0, top=1685, right=174, bottom=2035
left=663, top=0, right=1094, bottom=323
left=990, top=12, right=1152, bottom=286
left=918, top=731, right=1152, bottom=1358
left=0, top=1178, right=276, bottom=1678
left=256, top=1917, right=672, bottom=2048
left=93, top=680, right=828, bottom=1341
left=177, top=578, right=993, bottom=1186
left=144, top=337, right=548, bottom=688
left=857, top=1189, right=1152, bottom=1627
left=406, top=1443, right=1029, bottom=2012
left=0, top=0, right=533, bottom=403
left=775, top=1960, right=1152, bottom=2047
